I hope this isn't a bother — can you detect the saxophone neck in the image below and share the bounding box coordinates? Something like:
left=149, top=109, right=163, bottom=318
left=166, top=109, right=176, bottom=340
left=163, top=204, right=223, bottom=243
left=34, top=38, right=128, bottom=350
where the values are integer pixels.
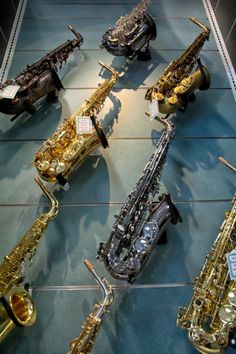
left=84, top=260, right=114, bottom=314
left=67, top=25, right=83, bottom=43
left=98, top=61, right=121, bottom=82
left=157, top=114, right=175, bottom=135
left=34, top=177, right=59, bottom=220
left=219, top=156, right=236, bottom=173
left=189, top=16, right=210, bottom=36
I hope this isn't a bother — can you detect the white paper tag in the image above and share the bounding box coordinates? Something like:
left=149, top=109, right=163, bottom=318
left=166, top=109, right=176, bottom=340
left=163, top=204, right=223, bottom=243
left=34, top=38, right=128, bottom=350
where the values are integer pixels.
left=226, top=250, right=236, bottom=280
left=149, top=99, right=159, bottom=120
left=0, top=84, right=20, bottom=99
left=75, top=116, right=93, bottom=135
left=62, top=182, right=70, bottom=191
left=89, top=147, right=102, bottom=156
left=55, top=181, right=70, bottom=191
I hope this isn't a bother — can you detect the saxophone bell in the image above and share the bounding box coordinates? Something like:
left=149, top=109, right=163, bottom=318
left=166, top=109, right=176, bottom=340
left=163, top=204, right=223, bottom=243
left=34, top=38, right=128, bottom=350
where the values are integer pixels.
left=0, top=287, right=36, bottom=343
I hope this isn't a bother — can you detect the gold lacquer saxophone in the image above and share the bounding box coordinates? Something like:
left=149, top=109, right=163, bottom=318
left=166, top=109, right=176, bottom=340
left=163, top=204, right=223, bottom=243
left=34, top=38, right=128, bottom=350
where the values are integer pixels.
left=33, top=61, right=120, bottom=184
left=0, top=177, right=58, bottom=342
left=67, top=260, right=113, bottom=354
left=145, top=17, right=211, bottom=114
left=177, top=160, right=236, bottom=353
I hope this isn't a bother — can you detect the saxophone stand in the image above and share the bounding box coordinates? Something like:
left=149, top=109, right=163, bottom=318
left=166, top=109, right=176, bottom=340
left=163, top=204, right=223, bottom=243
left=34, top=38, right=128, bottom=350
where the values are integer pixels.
left=136, top=41, right=151, bottom=61
left=177, top=57, right=210, bottom=113
left=10, top=66, right=64, bottom=122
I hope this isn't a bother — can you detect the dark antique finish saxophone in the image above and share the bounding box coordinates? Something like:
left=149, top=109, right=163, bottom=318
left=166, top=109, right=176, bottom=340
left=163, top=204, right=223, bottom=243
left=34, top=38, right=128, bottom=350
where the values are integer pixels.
left=97, top=115, right=182, bottom=283
left=145, top=17, right=211, bottom=114
left=0, top=177, right=58, bottom=342
left=101, top=0, right=157, bottom=60
left=0, top=26, right=83, bottom=121
left=33, top=61, right=120, bottom=185
left=67, top=260, right=113, bottom=354
left=177, top=161, right=236, bottom=353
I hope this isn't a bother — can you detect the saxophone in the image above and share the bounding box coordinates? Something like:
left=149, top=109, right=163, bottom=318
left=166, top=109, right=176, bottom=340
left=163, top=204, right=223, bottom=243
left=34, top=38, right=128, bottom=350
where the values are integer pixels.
left=0, top=177, right=58, bottom=342
left=145, top=17, right=211, bottom=114
left=0, top=26, right=83, bottom=121
left=33, top=61, right=120, bottom=184
left=97, top=115, right=182, bottom=283
left=177, top=160, right=236, bottom=353
left=101, top=0, right=157, bottom=60
left=67, top=260, right=113, bottom=354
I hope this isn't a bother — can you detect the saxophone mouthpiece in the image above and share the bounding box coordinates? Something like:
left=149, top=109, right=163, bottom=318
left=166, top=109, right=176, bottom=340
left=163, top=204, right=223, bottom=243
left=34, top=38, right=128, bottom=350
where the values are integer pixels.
left=219, top=156, right=236, bottom=173
left=84, top=259, right=94, bottom=271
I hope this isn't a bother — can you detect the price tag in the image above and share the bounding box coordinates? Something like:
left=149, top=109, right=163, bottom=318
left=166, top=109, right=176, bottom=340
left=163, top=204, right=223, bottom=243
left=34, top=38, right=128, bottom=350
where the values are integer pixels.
left=0, top=84, right=20, bottom=99
left=226, top=250, right=236, bottom=280
left=149, top=99, right=159, bottom=120
left=75, top=116, right=93, bottom=134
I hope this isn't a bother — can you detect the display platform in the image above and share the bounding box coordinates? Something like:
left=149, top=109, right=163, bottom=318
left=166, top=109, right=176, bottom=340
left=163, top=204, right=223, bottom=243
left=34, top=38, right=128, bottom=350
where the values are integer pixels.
left=0, top=0, right=235, bottom=353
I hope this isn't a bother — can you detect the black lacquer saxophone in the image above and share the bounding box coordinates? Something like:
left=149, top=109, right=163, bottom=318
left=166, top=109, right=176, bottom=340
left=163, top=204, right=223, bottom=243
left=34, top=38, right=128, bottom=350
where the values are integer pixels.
left=101, top=0, right=157, bottom=60
left=0, top=177, right=58, bottom=342
left=67, top=260, right=113, bottom=354
left=0, top=26, right=83, bottom=121
left=145, top=17, right=211, bottom=114
left=97, top=115, right=182, bottom=283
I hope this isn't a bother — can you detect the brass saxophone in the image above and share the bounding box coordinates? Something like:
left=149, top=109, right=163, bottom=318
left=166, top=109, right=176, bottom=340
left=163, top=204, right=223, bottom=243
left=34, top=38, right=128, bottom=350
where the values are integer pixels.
left=67, top=260, right=113, bottom=354
left=0, top=177, right=58, bottom=342
left=145, top=17, right=211, bottom=114
left=177, top=160, right=236, bottom=353
left=33, top=61, right=120, bottom=184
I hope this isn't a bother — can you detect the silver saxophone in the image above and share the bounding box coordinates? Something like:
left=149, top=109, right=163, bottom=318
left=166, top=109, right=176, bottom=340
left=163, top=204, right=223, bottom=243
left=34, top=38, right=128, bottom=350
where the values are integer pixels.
left=97, top=115, right=182, bottom=283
